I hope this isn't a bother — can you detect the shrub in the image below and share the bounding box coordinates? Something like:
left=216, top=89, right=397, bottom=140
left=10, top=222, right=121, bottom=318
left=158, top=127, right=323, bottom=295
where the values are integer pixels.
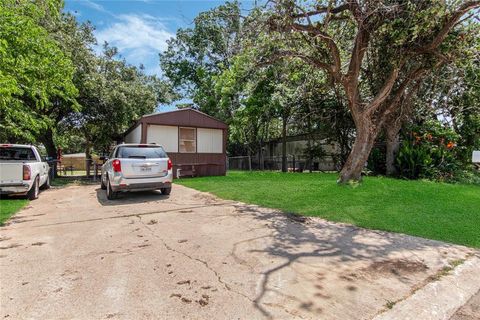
left=396, top=121, right=462, bottom=181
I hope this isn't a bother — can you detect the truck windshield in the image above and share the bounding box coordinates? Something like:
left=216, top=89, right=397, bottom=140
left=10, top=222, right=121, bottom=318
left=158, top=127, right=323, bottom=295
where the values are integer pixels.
left=117, top=146, right=167, bottom=159
left=0, top=147, right=36, bottom=160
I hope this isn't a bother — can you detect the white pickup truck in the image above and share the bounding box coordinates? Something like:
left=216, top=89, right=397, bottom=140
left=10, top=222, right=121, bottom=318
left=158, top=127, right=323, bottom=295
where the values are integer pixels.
left=0, top=144, right=50, bottom=200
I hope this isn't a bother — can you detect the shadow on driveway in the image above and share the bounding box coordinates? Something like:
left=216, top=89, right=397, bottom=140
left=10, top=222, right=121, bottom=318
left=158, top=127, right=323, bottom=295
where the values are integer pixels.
left=230, top=204, right=468, bottom=319
left=95, top=188, right=170, bottom=206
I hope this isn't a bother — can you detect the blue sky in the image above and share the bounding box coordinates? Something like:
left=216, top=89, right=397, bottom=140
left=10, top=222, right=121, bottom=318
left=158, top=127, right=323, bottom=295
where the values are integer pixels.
left=66, top=1, right=218, bottom=76
left=64, top=1, right=254, bottom=110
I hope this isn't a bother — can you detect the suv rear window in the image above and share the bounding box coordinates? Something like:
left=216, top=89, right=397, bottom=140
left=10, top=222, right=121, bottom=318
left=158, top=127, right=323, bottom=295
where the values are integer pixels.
left=0, top=147, right=36, bottom=160
left=116, top=146, right=167, bottom=159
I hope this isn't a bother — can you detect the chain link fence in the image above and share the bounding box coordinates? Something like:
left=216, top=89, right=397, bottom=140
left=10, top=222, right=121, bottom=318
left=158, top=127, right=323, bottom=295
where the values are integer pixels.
left=228, top=155, right=338, bottom=172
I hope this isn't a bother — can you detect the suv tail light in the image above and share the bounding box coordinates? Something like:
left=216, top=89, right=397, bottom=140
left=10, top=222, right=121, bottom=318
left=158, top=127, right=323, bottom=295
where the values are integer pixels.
left=167, top=158, right=172, bottom=170
left=112, top=159, right=122, bottom=172
left=23, top=165, right=31, bottom=180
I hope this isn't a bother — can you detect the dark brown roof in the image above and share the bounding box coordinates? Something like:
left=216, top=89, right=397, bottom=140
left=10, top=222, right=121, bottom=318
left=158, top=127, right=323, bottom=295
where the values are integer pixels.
left=124, top=108, right=228, bottom=136
left=142, top=108, right=228, bottom=129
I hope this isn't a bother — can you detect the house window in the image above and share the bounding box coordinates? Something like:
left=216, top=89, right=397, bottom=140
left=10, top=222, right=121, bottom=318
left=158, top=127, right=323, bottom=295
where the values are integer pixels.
left=179, top=127, right=196, bottom=153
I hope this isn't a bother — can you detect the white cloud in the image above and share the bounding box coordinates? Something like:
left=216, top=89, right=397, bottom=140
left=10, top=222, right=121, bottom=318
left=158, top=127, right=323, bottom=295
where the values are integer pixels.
left=95, top=14, right=174, bottom=75
left=82, top=0, right=106, bottom=13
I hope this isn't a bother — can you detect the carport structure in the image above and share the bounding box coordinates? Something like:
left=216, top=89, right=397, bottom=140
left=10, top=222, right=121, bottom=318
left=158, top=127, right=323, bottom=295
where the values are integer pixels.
left=123, top=108, right=228, bottom=178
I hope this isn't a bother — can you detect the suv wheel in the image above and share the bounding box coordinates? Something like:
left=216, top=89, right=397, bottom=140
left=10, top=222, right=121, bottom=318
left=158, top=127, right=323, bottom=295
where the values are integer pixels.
left=100, top=175, right=107, bottom=190
left=106, top=180, right=117, bottom=200
left=160, top=187, right=171, bottom=195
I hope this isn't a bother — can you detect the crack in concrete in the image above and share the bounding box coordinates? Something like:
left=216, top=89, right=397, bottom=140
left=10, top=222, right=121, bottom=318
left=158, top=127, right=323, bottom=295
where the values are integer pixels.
left=136, top=215, right=254, bottom=303
left=8, top=201, right=237, bottom=229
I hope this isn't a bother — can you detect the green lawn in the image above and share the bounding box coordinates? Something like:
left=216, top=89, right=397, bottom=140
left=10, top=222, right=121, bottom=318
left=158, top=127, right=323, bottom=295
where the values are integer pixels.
left=176, top=171, right=480, bottom=248
left=0, top=199, right=28, bottom=225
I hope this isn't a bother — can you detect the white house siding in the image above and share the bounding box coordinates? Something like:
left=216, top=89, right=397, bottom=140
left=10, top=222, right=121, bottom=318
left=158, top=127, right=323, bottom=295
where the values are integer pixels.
left=197, top=128, right=223, bottom=153
left=146, top=125, right=179, bottom=152
left=125, top=124, right=142, bottom=143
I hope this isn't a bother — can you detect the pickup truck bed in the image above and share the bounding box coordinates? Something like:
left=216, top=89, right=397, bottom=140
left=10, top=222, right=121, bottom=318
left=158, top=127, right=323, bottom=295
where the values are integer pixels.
left=0, top=144, right=50, bottom=199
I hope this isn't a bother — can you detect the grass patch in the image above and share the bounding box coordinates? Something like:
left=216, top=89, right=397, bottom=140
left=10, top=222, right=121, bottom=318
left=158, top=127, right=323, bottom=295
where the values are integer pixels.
left=175, top=171, right=480, bottom=248
left=0, top=199, right=28, bottom=225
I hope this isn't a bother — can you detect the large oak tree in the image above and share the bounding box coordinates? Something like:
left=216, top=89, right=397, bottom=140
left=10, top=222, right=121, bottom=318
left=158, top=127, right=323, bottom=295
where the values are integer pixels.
left=266, top=0, right=480, bottom=183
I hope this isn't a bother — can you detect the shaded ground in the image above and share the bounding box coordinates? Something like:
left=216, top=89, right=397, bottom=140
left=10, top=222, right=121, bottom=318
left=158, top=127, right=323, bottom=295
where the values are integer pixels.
left=0, top=184, right=476, bottom=319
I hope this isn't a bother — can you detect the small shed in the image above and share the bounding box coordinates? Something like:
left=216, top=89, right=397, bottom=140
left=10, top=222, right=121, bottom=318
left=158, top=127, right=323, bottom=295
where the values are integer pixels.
left=123, top=108, right=228, bottom=178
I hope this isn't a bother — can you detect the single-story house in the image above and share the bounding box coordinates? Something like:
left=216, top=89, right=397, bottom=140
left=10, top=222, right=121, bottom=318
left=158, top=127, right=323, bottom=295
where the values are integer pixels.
left=123, top=108, right=228, bottom=178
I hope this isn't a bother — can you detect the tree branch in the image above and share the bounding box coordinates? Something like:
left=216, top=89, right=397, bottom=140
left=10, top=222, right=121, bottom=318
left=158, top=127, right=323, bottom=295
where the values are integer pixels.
left=343, top=24, right=370, bottom=100
left=416, top=1, right=480, bottom=53
left=290, top=3, right=351, bottom=19
left=290, top=23, right=342, bottom=74
left=259, top=50, right=334, bottom=75
left=365, top=67, right=401, bottom=115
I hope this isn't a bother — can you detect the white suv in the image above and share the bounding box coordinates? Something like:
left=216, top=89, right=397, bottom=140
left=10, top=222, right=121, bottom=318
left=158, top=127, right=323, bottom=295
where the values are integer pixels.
left=101, top=144, right=173, bottom=200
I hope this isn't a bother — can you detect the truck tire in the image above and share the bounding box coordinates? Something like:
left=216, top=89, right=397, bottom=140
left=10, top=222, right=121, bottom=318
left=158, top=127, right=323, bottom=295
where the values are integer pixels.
left=160, top=187, right=171, bottom=195
left=40, top=174, right=50, bottom=190
left=27, top=177, right=40, bottom=200
left=106, top=180, right=117, bottom=200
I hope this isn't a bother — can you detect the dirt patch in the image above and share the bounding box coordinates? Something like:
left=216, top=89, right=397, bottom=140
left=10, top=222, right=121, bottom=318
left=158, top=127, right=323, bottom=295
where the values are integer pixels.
left=193, top=193, right=217, bottom=204
left=285, top=212, right=310, bottom=224
left=363, top=259, right=428, bottom=276
left=181, top=297, right=192, bottom=303
left=197, top=294, right=210, bottom=306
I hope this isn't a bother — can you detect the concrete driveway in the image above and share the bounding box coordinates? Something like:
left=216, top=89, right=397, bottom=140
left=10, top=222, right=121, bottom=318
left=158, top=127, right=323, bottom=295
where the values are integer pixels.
left=0, top=184, right=478, bottom=319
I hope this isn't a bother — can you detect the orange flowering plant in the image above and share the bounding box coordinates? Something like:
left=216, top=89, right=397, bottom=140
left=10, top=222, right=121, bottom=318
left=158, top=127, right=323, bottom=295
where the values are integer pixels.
left=397, top=121, right=461, bottom=181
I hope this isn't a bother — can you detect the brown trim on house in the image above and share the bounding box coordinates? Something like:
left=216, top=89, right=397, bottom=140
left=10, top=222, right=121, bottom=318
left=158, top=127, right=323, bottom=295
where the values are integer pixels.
left=122, top=108, right=228, bottom=178
left=141, top=122, right=147, bottom=143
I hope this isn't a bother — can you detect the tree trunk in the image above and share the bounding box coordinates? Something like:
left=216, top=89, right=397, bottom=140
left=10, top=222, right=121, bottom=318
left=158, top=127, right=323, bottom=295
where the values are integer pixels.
left=385, top=126, right=401, bottom=176
left=258, top=140, right=264, bottom=170
left=40, top=129, right=57, bottom=159
left=39, top=128, right=58, bottom=177
left=281, top=116, right=287, bottom=173
left=338, top=122, right=377, bottom=183
left=85, top=143, right=92, bottom=178
left=306, top=136, right=312, bottom=173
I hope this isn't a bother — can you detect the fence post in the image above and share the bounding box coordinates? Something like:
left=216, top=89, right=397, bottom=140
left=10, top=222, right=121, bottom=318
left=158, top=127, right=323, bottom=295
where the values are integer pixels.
left=292, top=155, right=296, bottom=172
left=248, top=156, right=252, bottom=171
